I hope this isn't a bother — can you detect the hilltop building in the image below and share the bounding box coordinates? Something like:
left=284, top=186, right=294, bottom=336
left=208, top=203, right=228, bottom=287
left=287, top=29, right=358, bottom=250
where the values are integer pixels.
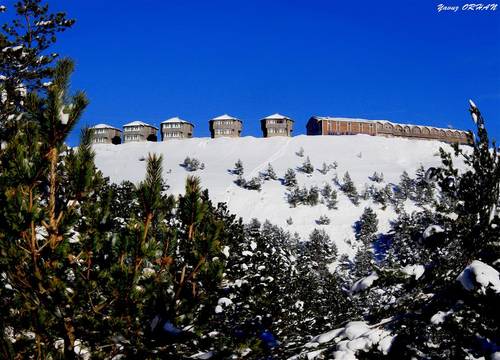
left=160, top=117, right=194, bottom=141
left=123, top=121, right=158, bottom=143
left=306, top=117, right=471, bottom=145
left=90, top=124, right=122, bottom=144
left=261, top=113, right=294, bottom=137
left=209, top=114, right=242, bottom=138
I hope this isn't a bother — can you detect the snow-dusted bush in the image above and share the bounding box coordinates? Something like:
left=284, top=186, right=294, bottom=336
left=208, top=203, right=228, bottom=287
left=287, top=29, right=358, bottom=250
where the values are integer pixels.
left=298, top=156, right=314, bottom=174
left=316, top=215, right=331, bottom=225
left=181, top=156, right=205, bottom=171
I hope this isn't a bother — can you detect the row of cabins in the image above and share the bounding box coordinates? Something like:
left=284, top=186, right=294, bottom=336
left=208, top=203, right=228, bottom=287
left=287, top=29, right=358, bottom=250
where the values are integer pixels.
left=91, top=114, right=471, bottom=145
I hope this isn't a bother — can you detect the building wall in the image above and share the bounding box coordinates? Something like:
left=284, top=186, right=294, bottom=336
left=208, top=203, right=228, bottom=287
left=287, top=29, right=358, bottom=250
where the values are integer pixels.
left=307, top=118, right=471, bottom=145
left=123, top=125, right=157, bottom=142
left=261, top=119, right=293, bottom=137
left=209, top=120, right=242, bottom=138
left=91, top=128, right=122, bottom=144
left=161, top=123, right=193, bottom=140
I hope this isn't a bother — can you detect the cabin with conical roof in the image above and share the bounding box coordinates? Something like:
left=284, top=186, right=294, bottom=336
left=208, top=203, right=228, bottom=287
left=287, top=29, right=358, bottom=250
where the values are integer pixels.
left=160, top=117, right=194, bottom=141
left=261, top=113, right=294, bottom=137
left=209, top=114, right=242, bottom=138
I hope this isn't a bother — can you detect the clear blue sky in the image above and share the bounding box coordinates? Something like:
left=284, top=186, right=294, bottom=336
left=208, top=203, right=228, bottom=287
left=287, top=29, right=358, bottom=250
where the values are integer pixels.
left=43, top=0, right=500, bottom=145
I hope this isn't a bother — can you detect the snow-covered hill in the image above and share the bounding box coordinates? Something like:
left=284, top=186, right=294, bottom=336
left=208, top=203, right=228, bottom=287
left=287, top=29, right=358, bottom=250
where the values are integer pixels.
left=93, top=135, right=461, bottom=255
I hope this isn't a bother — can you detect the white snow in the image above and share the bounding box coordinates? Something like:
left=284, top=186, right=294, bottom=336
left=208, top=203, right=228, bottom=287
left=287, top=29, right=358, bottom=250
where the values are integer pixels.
left=262, top=113, right=292, bottom=120
left=430, top=309, right=454, bottom=324
left=92, top=123, right=121, bottom=131
left=457, top=260, right=500, bottom=294
left=123, top=120, right=158, bottom=129
left=401, top=264, right=425, bottom=280
left=422, top=225, right=444, bottom=239
left=301, top=320, right=395, bottom=360
left=217, top=297, right=233, bottom=306
left=93, top=135, right=464, bottom=255
left=211, top=114, right=241, bottom=121
left=350, top=272, right=379, bottom=293
left=161, top=116, right=191, bottom=124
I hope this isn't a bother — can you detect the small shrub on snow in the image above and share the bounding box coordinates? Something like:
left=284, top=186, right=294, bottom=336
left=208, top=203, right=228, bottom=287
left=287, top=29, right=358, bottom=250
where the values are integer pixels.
left=298, top=156, right=314, bottom=174
left=316, top=215, right=331, bottom=225
left=181, top=156, right=205, bottom=171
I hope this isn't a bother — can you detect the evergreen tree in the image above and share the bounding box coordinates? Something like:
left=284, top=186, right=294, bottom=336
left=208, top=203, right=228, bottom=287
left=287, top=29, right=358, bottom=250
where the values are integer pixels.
left=341, top=171, right=359, bottom=205
left=0, top=0, right=75, bottom=143
left=0, top=59, right=90, bottom=358
left=352, top=207, right=378, bottom=277
left=321, top=183, right=338, bottom=210
left=283, top=168, right=297, bottom=187
left=261, top=163, right=277, bottom=181
left=298, top=156, right=314, bottom=174
left=414, top=165, right=435, bottom=206
left=233, top=159, right=244, bottom=175
left=370, top=171, right=384, bottom=182
left=396, top=170, right=415, bottom=201
left=296, top=147, right=304, bottom=157
left=245, top=176, right=262, bottom=191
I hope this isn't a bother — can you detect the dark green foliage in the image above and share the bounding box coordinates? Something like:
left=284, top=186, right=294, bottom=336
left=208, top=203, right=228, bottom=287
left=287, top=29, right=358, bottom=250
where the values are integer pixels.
left=298, top=156, right=314, bottom=174
left=287, top=185, right=320, bottom=207
left=232, top=159, right=244, bottom=176
left=260, top=163, right=277, bottom=181
left=316, top=215, right=331, bottom=225
left=321, top=183, right=338, bottom=209
left=341, top=171, right=359, bottom=205
left=245, top=176, right=262, bottom=191
left=283, top=168, right=297, bottom=187
left=181, top=156, right=205, bottom=171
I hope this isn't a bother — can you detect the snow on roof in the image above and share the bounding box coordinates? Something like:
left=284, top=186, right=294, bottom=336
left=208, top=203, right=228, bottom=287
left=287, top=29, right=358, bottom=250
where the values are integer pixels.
left=262, top=113, right=293, bottom=121
left=123, top=120, right=158, bottom=130
left=161, top=117, right=194, bottom=126
left=211, top=114, right=241, bottom=122
left=92, top=123, right=121, bottom=131
left=312, top=116, right=467, bottom=133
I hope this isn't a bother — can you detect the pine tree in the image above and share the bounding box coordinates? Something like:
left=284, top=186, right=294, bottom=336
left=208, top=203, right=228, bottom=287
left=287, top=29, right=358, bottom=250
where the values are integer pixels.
left=296, top=147, right=304, bottom=157
left=414, top=165, right=435, bottom=206
left=352, top=207, right=378, bottom=277
left=396, top=170, right=415, bottom=201
left=298, top=156, right=314, bottom=174
left=283, top=168, right=297, bottom=187
left=341, top=171, right=359, bottom=205
left=233, top=159, right=244, bottom=175
left=261, top=163, right=277, bottom=180
left=0, top=59, right=89, bottom=358
left=0, top=0, right=75, bottom=143
left=245, top=176, right=262, bottom=191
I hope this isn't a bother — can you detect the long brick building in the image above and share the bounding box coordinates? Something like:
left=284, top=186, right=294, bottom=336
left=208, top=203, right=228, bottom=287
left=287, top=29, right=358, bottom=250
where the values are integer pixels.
left=306, top=117, right=471, bottom=145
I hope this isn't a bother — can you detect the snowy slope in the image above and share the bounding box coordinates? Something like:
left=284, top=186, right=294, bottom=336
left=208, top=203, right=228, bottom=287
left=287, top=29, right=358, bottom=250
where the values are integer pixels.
left=93, top=135, right=461, bottom=255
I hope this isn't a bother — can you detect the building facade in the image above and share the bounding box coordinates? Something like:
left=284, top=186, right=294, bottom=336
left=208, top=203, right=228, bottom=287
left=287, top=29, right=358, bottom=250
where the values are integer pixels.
left=160, top=117, right=194, bottom=141
left=90, top=124, right=122, bottom=144
left=209, top=114, right=242, bottom=138
left=122, top=121, right=158, bottom=143
left=261, top=113, right=294, bottom=137
left=306, top=116, right=471, bottom=145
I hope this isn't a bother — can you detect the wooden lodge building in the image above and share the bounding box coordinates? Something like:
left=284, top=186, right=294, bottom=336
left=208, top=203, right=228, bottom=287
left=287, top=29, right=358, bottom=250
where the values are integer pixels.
left=90, top=114, right=472, bottom=145
left=261, top=113, right=294, bottom=137
left=160, top=117, right=194, bottom=141
left=123, top=121, right=158, bottom=143
left=306, top=116, right=472, bottom=145
left=209, top=114, right=242, bottom=138
left=90, top=124, right=122, bottom=144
